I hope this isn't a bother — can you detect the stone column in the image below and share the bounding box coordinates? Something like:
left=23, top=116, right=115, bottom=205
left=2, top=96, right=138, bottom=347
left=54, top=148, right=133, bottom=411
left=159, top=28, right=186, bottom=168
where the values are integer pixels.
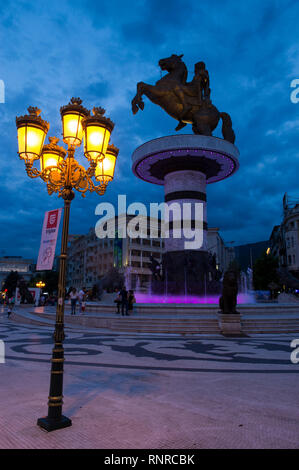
left=164, top=169, right=207, bottom=252
left=132, top=134, right=240, bottom=296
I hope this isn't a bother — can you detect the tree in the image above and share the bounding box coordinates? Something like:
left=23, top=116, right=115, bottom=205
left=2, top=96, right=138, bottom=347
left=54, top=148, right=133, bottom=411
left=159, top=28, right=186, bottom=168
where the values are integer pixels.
left=3, top=271, right=34, bottom=303
left=253, top=251, right=279, bottom=291
left=29, top=270, right=59, bottom=295
left=3, top=271, right=20, bottom=297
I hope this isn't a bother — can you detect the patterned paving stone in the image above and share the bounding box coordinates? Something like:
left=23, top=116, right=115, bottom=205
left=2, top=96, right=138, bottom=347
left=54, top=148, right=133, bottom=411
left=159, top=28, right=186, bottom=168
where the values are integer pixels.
left=0, top=311, right=298, bottom=449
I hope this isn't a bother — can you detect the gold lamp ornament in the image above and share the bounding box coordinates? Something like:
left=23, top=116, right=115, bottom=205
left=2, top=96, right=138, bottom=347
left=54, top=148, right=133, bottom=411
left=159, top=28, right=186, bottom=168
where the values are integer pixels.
left=16, top=107, right=49, bottom=163
left=60, top=97, right=89, bottom=147
left=82, top=107, right=114, bottom=163
left=40, top=137, right=67, bottom=172
left=95, top=144, right=119, bottom=184
left=16, top=97, right=118, bottom=433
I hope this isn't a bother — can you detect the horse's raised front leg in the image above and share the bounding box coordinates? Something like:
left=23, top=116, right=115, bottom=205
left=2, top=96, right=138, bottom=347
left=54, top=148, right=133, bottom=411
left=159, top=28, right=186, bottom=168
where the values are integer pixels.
left=132, top=82, right=145, bottom=114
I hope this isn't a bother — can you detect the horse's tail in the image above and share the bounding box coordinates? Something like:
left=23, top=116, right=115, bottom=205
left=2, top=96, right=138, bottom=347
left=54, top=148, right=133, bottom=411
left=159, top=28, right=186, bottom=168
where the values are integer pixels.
left=220, top=112, right=235, bottom=144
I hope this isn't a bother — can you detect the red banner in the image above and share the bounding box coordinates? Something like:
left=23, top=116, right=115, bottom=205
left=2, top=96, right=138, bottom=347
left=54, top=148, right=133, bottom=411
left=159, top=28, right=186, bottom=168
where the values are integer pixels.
left=36, top=209, right=62, bottom=271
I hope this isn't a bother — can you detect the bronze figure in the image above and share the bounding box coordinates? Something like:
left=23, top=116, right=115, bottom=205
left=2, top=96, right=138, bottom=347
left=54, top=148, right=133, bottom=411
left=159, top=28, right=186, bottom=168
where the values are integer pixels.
left=219, top=270, right=239, bottom=314
left=132, top=54, right=235, bottom=143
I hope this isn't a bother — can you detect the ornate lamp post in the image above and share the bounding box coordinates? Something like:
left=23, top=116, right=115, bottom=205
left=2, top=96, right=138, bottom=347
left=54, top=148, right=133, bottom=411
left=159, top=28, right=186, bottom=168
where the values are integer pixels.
left=16, top=98, right=118, bottom=432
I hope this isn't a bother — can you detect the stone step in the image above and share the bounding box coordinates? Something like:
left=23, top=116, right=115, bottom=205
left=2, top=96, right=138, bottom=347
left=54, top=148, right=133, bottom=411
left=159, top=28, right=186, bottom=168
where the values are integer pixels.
left=242, top=322, right=299, bottom=327
left=243, top=326, right=299, bottom=330
left=11, top=308, right=299, bottom=335
left=243, top=320, right=299, bottom=324
left=11, top=311, right=54, bottom=327
left=65, top=304, right=299, bottom=315
left=112, top=329, right=217, bottom=334
left=34, top=311, right=218, bottom=324
left=244, top=330, right=299, bottom=334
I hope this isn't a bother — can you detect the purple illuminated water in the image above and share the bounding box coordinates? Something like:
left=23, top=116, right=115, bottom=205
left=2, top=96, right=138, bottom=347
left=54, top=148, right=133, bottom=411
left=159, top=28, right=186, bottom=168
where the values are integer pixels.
left=135, top=293, right=255, bottom=304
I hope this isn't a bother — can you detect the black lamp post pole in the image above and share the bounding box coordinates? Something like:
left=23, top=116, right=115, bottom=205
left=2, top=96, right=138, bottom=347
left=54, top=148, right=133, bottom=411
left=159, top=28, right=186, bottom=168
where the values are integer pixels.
left=37, top=152, right=75, bottom=432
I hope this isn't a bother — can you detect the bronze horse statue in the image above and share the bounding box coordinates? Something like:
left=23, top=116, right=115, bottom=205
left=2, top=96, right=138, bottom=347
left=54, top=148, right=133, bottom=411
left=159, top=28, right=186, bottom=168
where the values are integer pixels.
left=132, top=54, right=235, bottom=143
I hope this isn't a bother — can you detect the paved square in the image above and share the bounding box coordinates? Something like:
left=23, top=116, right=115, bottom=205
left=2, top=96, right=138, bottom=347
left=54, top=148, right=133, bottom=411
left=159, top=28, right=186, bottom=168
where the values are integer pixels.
left=0, top=309, right=298, bottom=449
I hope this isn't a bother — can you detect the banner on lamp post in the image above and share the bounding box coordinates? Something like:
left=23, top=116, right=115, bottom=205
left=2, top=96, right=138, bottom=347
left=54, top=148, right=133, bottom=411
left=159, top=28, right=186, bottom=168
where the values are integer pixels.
left=36, top=209, right=62, bottom=271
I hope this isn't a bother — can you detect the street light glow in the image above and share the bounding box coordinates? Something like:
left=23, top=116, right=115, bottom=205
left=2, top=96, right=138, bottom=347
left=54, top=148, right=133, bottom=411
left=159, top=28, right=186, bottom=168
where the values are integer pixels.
left=16, top=97, right=118, bottom=433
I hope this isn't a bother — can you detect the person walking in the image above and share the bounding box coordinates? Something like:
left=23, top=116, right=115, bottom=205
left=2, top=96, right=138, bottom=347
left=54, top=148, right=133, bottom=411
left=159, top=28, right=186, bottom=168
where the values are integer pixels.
left=7, top=295, right=15, bottom=319
left=120, top=287, right=129, bottom=316
left=81, top=297, right=86, bottom=314
left=128, top=290, right=136, bottom=315
left=78, top=287, right=85, bottom=313
left=70, top=288, right=78, bottom=315
left=114, top=290, right=121, bottom=314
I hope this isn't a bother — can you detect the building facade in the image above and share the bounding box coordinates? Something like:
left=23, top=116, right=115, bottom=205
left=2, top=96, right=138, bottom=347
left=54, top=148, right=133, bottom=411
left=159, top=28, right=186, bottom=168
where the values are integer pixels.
left=66, top=215, right=233, bottom=290
left=66, top=215, right=164, bottom=291
left=206, top=227, right=235, bottom=273
left=0, top=256, right=35, bottom=287
left=270, top=193, right=299, bottom=278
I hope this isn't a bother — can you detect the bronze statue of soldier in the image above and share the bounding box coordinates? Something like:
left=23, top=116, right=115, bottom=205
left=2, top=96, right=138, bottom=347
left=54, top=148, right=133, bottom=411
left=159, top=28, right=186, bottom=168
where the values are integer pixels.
left=132, top=54, right=235, bottom=143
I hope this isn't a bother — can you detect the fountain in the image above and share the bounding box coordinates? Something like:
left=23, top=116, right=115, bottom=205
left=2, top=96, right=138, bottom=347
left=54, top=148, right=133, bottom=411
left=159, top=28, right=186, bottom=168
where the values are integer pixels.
left=134, top=292, right=255, bottom=305
left=131, top=54, right=244, bottom=303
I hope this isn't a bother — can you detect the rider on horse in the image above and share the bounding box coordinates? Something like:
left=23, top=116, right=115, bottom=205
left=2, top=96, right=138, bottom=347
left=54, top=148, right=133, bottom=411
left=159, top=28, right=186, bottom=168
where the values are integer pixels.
left=174, top=61, right=212, bottom=130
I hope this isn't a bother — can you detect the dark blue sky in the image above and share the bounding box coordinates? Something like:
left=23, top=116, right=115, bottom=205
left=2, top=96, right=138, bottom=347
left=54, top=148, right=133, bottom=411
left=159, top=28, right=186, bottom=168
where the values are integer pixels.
left=0, top=0, right=299, bottom=260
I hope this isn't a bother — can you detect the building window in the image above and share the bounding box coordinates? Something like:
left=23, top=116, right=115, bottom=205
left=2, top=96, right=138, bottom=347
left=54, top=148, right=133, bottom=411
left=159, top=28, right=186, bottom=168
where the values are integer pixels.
left=131, top=261, right=141, bottom=268
left=288, top=255, right=292, bottom=265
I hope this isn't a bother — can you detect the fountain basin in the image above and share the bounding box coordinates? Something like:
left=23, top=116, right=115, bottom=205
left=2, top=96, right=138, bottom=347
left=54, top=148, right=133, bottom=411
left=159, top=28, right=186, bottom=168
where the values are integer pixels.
left=135, top=293, right=255, bottom=304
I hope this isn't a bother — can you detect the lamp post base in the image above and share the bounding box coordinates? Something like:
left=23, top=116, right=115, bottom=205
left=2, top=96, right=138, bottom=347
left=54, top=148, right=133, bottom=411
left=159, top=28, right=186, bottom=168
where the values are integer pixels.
left=37, top=415, right=72, bottom=432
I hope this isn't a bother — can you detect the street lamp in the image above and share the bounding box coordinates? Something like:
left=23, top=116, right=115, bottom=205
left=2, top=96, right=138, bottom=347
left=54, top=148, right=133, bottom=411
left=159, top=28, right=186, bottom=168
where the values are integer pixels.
left=36, top=281, right=46, bottom=289
left=36, top=281, right=46, bottom=306
left=16, top=97, right=118, bottom=432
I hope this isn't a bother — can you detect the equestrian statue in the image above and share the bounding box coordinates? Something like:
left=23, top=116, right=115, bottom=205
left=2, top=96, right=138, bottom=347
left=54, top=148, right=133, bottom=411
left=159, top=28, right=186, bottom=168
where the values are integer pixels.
left=132, top=54, right=235, bottom=143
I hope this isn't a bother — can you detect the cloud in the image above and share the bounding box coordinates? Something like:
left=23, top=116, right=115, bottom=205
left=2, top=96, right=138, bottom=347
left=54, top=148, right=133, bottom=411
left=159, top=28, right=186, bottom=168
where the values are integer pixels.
left=1, top=0, right=299, bottom=259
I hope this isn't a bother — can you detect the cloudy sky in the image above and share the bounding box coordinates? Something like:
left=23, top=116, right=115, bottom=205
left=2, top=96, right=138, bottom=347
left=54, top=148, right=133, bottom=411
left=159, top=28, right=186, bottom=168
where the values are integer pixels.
left=0, top=0, right=298, bottom=260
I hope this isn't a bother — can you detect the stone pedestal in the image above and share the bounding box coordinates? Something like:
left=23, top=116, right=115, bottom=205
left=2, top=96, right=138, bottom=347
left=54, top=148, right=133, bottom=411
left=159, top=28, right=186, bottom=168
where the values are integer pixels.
left=218, top=313, right=242, bottom=336
left=162, top=250, right=220, bottom=296
left=132, top=135, right=239, bottom=296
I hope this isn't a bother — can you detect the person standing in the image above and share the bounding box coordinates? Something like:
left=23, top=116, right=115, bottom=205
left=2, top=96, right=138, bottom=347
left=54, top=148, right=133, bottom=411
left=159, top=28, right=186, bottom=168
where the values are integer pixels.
left=78, top=287, right=85, bottom=313
left=114, top=290, right=121, bottom=314
left=128, top=290, right=136, bottom=315
left=70, top=288, right=78, bottom=315
left=81, top=298, right=86, bottom=314
left=7, top=295, right=15, bottom=319
left=120, top=287, right=129, bottom=316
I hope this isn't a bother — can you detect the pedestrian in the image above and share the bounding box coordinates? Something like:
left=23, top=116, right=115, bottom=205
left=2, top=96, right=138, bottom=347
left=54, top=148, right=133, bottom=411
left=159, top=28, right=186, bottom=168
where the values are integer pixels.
left=128, top=290, right=136, bottom=314
left=114, top=290, right=121, bottom=314
left=78, top=287, right=85, bottom=313
left=120, top=286, right=129, bottom=316
left=70, top=288, right=78, bottom=315
left=81, top=298, right=86, bottom=314
left=7, top=295, right=14, bottom=318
